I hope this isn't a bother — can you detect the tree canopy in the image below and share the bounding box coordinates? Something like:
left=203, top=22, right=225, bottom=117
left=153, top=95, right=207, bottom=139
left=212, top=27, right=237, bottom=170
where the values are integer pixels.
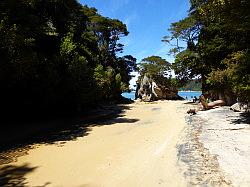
left=0, top=0, right=137, bottom=118
left=164, top=0, right=250, bottom=102
left=139, top=56, right=171, bottom=78
left=137, top=55, right=179, bottom=89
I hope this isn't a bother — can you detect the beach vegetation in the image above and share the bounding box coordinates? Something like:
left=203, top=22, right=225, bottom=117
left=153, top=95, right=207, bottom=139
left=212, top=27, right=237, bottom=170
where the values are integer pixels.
left=138, top=55, right=174, bottom=87
left=164, top=0, right=250, bottom=102
left=0, top=0, right=137, bottom=119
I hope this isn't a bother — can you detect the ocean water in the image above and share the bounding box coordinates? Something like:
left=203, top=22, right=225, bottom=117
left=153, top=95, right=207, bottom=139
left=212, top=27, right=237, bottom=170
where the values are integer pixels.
left=122, top=91, right=202, bottom=100
left=178, top=91, right=202, bottom=101
left=122, top=92, right=136, bottom=100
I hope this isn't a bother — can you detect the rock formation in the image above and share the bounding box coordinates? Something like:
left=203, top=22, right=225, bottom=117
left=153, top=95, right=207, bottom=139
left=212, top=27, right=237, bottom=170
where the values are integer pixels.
left=135, top=75, right=182, bottom=101
left=230, top=102, right=249, bottom=112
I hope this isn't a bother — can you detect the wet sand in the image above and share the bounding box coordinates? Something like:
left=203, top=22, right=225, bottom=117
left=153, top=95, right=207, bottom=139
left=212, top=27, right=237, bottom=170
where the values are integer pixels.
left=0, top=101, right=188, bottom=187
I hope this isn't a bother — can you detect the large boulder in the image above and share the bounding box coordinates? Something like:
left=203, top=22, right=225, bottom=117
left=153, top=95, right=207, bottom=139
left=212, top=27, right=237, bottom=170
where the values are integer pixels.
left=135, top=75, right=182, bottom=101
left=230, top=102, right=249, bottom=112
left=135, top=75, right=152, bottom=101
left=152, top=81, right=165, bottom=99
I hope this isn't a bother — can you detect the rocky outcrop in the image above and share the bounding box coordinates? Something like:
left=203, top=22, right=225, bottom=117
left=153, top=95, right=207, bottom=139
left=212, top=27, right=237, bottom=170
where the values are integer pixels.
left=230, top=102, right=250, bottom=112
left=135, top=75, right=183, bottom=102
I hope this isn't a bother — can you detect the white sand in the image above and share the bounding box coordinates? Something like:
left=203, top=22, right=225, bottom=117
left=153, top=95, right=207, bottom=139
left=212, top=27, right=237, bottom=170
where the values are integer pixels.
left=3, top=101, right=188, bottom=187
left=198, top=107, right=250, bottom=186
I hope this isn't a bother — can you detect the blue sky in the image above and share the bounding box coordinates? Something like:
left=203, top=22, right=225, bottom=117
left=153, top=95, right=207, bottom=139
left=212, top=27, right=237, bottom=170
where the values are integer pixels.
left=80, top=0, right=190, bottom=87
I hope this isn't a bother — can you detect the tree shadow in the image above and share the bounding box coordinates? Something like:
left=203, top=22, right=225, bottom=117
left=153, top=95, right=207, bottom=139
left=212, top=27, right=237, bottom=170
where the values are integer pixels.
left=184, top=101, right=198, bottom=105
left=230, top=112, right=250, bottom=124
left=0, top=104, right=139, bottom=165
left=0, top=164, right=50, bottom=187
left=95, top=117, right=139, bottom=125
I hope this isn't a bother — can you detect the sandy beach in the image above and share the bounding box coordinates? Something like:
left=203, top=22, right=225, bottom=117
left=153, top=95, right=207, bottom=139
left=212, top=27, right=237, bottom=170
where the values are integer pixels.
left=0, top=101, right=250, bottom=187
left=0, top=101, right=188, bottom=187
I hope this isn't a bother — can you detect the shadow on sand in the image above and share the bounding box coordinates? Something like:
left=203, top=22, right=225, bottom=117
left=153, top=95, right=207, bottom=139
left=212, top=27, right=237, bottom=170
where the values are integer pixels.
left=184, top=101, right=198, bottom=105
left=230, top=112, right=250, bottom=124
left=0, top=104, right=139, bottom=165
left=0, top=164, right=51, bottom=187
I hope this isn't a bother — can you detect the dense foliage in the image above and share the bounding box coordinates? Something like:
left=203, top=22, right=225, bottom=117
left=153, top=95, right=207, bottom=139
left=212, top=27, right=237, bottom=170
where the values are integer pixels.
left=139, top=56, right=170, bottom=78
left=138, top=55, right=177, bottom=88
left=179, top=79, right=201, bottom=91
left=0, top=0, right=137, bottom=118
left=165, top=0, right=250, bottom=103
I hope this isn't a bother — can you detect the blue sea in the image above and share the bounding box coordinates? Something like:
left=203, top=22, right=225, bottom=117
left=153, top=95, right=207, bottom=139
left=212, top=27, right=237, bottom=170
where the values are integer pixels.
left=122, top=92, right=136, bottom=100
left=178, top=91, right=202, bottom=100
left=122, top=91, right=202, bottom=100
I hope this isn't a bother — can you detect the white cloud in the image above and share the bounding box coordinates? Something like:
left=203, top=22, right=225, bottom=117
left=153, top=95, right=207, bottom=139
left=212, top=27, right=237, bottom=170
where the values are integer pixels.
left=129, top=72, right=139, bottom=89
